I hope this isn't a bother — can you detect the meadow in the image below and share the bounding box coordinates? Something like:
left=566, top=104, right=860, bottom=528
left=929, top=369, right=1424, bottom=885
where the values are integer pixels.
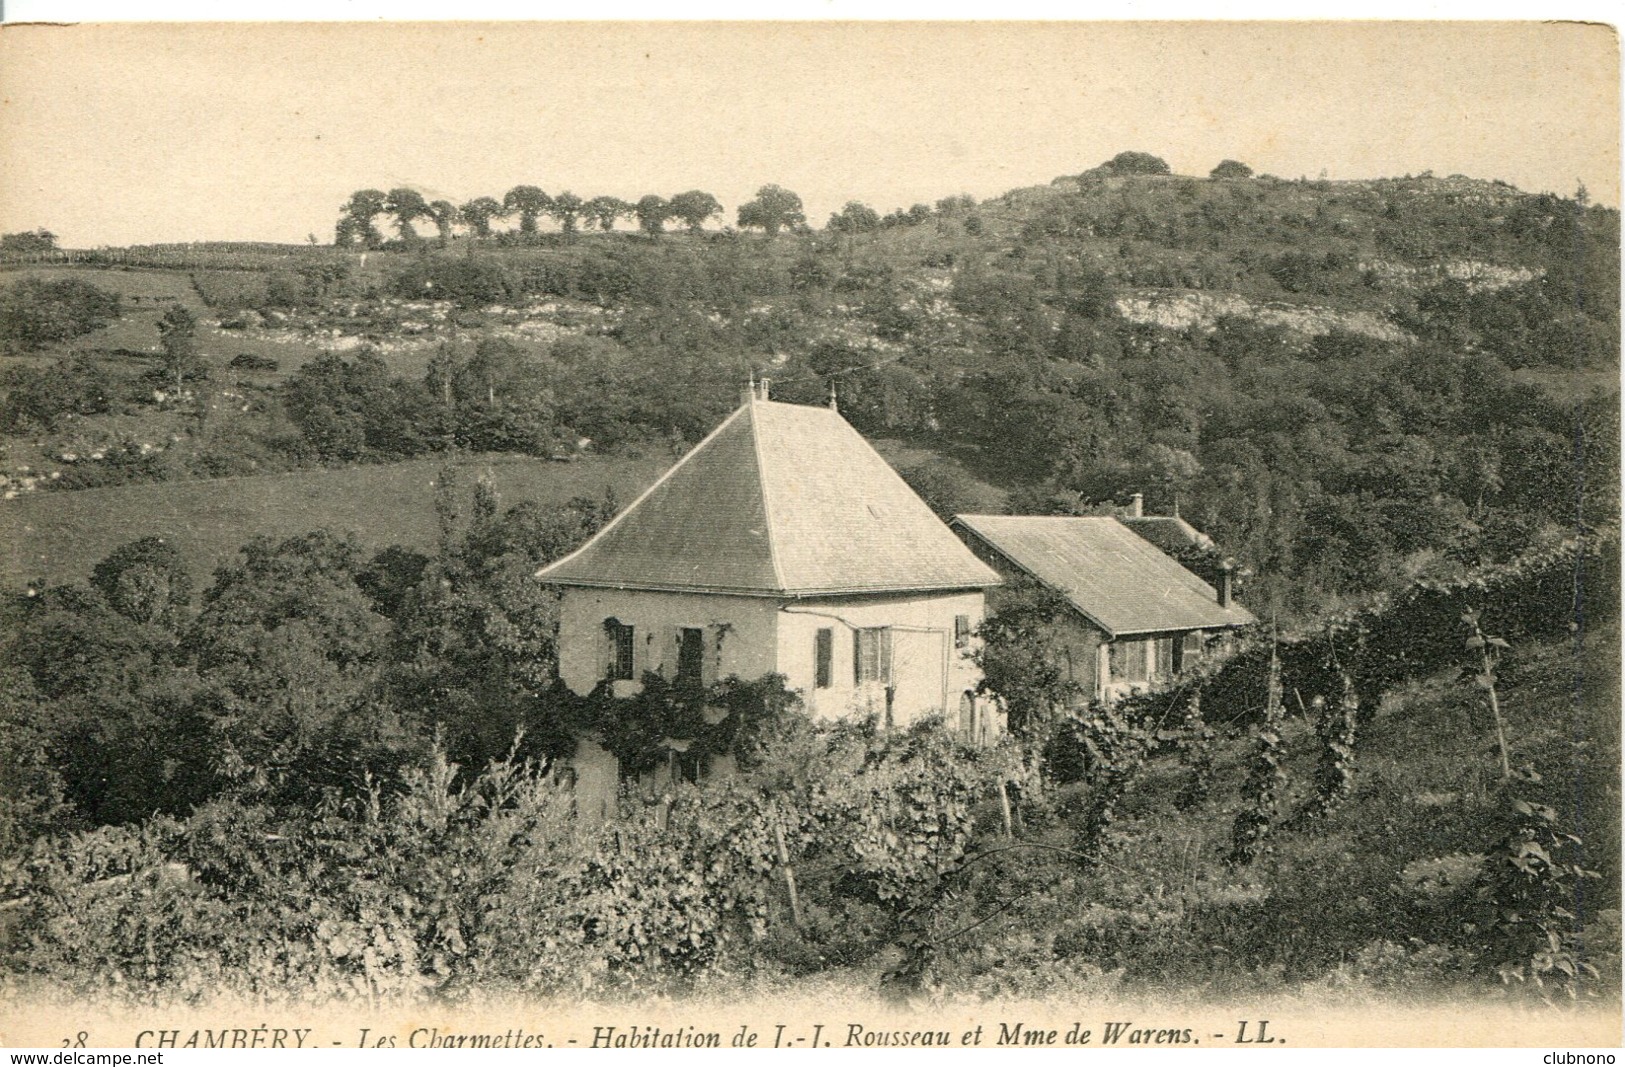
left=0, top=452, right=668, bottom=589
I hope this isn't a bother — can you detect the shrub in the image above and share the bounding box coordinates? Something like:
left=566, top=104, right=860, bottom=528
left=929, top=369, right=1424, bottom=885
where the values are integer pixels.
left=0, top=276, right=122, bottom=352
left=1, top=353, right=122, bottom=432
left=389, top=257, right=514, bottom=309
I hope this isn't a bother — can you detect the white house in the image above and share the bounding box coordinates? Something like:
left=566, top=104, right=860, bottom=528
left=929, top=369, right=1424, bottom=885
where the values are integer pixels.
left=536, top=384, right=1003, bottom=816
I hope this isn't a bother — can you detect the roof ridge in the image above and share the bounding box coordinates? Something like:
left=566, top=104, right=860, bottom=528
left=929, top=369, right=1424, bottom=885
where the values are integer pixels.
left=534, top=403, right=751, bottom=581
left=745, top=399, right=788, bottom=591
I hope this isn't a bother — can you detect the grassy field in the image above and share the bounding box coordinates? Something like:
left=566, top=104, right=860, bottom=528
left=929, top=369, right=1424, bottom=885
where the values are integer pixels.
left=1, top=453, right=670, bottom=590
left=0, top=265, right=207, bottom=363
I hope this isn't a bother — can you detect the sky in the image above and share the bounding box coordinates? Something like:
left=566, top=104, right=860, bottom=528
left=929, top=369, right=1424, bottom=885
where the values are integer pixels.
left=0, top=20, right=1617, bottom=247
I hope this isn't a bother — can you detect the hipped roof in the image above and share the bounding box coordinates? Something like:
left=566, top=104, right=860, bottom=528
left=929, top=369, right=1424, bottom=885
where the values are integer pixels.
left=536, top=397, right=1001, bottom=597
left=953, top=514, right=1256, bottom=638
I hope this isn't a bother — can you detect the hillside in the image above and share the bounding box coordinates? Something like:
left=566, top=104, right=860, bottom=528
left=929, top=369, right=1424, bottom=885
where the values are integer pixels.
left=0, top=162, right=1617, bottom=621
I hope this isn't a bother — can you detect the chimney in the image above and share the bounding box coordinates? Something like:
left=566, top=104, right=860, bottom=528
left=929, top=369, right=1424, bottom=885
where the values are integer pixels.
left=1217, top=560, right=1234, bottom=608
left=1129, top=492, right=1143, bottom=518
left=758, top=378, right=771, bottom=401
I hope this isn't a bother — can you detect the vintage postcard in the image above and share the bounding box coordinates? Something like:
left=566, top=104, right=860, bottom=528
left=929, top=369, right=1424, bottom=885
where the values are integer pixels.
left=0, top=18, right=1618, bottom=1053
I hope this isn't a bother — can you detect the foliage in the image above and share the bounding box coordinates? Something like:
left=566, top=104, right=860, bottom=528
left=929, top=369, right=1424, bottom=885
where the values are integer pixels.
left=503, top=186, right=552, bottom=236
left=90, top=536, right=192, bottom=627
left=668, top=190, right=723, bottom=233
left=0, top=275, right=122, bottom=353
left=1210, top=159, right=1254, bottom=180
left=973, top=582, right=1083, bottom=738
left=549, top=192, right=585, bottom=236
left=1, top=229, right=59, bottom=253
left=1228, top=646, right=1285, bottom=866
left=388, top=255, right=515, bottom=308
left=1297, top=669, right=1358, bottom=822
left=335, top=189, right=386, bottom=247
left=634, top=195, right=670, bottom=236
left=1094, top=151, right=1172, bottom=177
left=2, top=353, right=124, bottom=432
left=458, top=197, right=507, bottom=238
left=384, top=188, right=431, bottom=243
left=583, top=196, right=633, bottom=232
left=827, top=201, right=881, bottom=234
left=1470, top=780, right=1604, bottom=998
left=737, top=184, right=806, bottom=236
left=423, top=339, right=565, bottom=455
left=157, top=305, right=205, bottom=389
left=281, top=350, right=437, bottom=462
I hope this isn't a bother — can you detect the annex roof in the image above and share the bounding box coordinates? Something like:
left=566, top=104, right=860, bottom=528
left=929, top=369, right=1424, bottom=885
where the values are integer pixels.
left=952, top=514, right=1256, bottom=638
left=536, top=397, right=1002, bottom=597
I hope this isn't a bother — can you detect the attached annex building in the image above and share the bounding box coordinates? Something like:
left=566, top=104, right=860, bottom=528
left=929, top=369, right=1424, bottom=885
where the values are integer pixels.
left=536, top=385, right=1003, bottom=815
left=952, top=513, right=1255, bottom=704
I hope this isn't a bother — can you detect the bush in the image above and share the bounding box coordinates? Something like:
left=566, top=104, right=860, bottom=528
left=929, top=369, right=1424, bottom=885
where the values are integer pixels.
left=0, top=276, right=122, bottom=353
left=1, top=353, right=123, bottom=432
left=1210, top=159, right=1255, bottom=180
left=389, top=256, right=515, bottom=309
left=228, top=353, right=279, bottom=372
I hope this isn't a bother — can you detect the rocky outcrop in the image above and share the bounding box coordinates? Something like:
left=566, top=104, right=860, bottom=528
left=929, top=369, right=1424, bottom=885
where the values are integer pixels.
left=1114, top=290, right=1409, bottom=343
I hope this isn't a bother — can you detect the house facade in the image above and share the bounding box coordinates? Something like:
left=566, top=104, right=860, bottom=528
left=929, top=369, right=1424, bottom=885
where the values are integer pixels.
left=952, top=513, right=1255, bottom=704
left=537, top=386, right=1003, bottom=818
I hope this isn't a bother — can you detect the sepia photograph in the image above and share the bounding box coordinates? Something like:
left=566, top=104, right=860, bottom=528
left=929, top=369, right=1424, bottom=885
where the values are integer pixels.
left=0, top=16, right=1618, bottom=1052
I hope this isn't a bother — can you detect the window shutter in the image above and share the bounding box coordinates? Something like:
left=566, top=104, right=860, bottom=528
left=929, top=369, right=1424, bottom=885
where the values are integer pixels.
left=815, top=628, right=833, bottom=689
left=854, top=629, right=863, bottom=684
left=880, top=628, right=893, bottom=684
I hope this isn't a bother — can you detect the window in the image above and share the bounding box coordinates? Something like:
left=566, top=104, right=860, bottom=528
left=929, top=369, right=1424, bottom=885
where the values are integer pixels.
left=814, top=628, right=833, bottom=689
left=854, top=626, right=893, bottom=685
left=1176, top=631, right=1204, bottom=673
left=605, top=618, right=635, bottom=681
left=1109, top=639, right=1149, bottom=683
left=676, top=627, right=704, bottom=687
left=1154, top=637, right=1175, bottom=678
left=954, top=614, right=972, bottom=649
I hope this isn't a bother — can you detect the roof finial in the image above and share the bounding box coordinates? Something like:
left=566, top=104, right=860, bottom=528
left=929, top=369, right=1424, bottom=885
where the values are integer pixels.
left=828, top=383, right=839, bottom=412
left=743, top=371, right=756, bottom=406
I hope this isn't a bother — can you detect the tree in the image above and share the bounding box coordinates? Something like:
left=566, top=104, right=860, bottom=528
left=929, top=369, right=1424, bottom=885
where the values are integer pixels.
left=157, top=305, right=203, bottom=390
left=384, top=187, right=431, bottom=243
left=186, top=530, right=411, bottom=791
left=427, top=199, right=458, bottom=246
left=296, top=260, right=350, bottom=300
left=1100, top=151, right=1171, bottom=176
left=1210, top=159, right=1254, bottom=180
left=635, top=195, right=671, bottom=236
left=737, top=184, right=805, bottom=237
left=0, top=276, right=121, bottom=353
left=503, top=185, right=552, bottom=236
left=668, top=190, right=723, bottom=233
left=1, top=353, right=119, bottom=431
left=282, top=350, right=434, bottom=461
left=584, top=196, right=633, bottom=232
left=973, top=583, right=1083, bottom=738
left=549, top=191, right=585, bottom=236
left=1, top=229, right=58, bottom=253
left=336, top=189, right=387, bottom=247
left=827, top=201, right=880, bottom=234
left=90, top=537, right=192, bottom=627
left=458, top=197, right=506, bottom=238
